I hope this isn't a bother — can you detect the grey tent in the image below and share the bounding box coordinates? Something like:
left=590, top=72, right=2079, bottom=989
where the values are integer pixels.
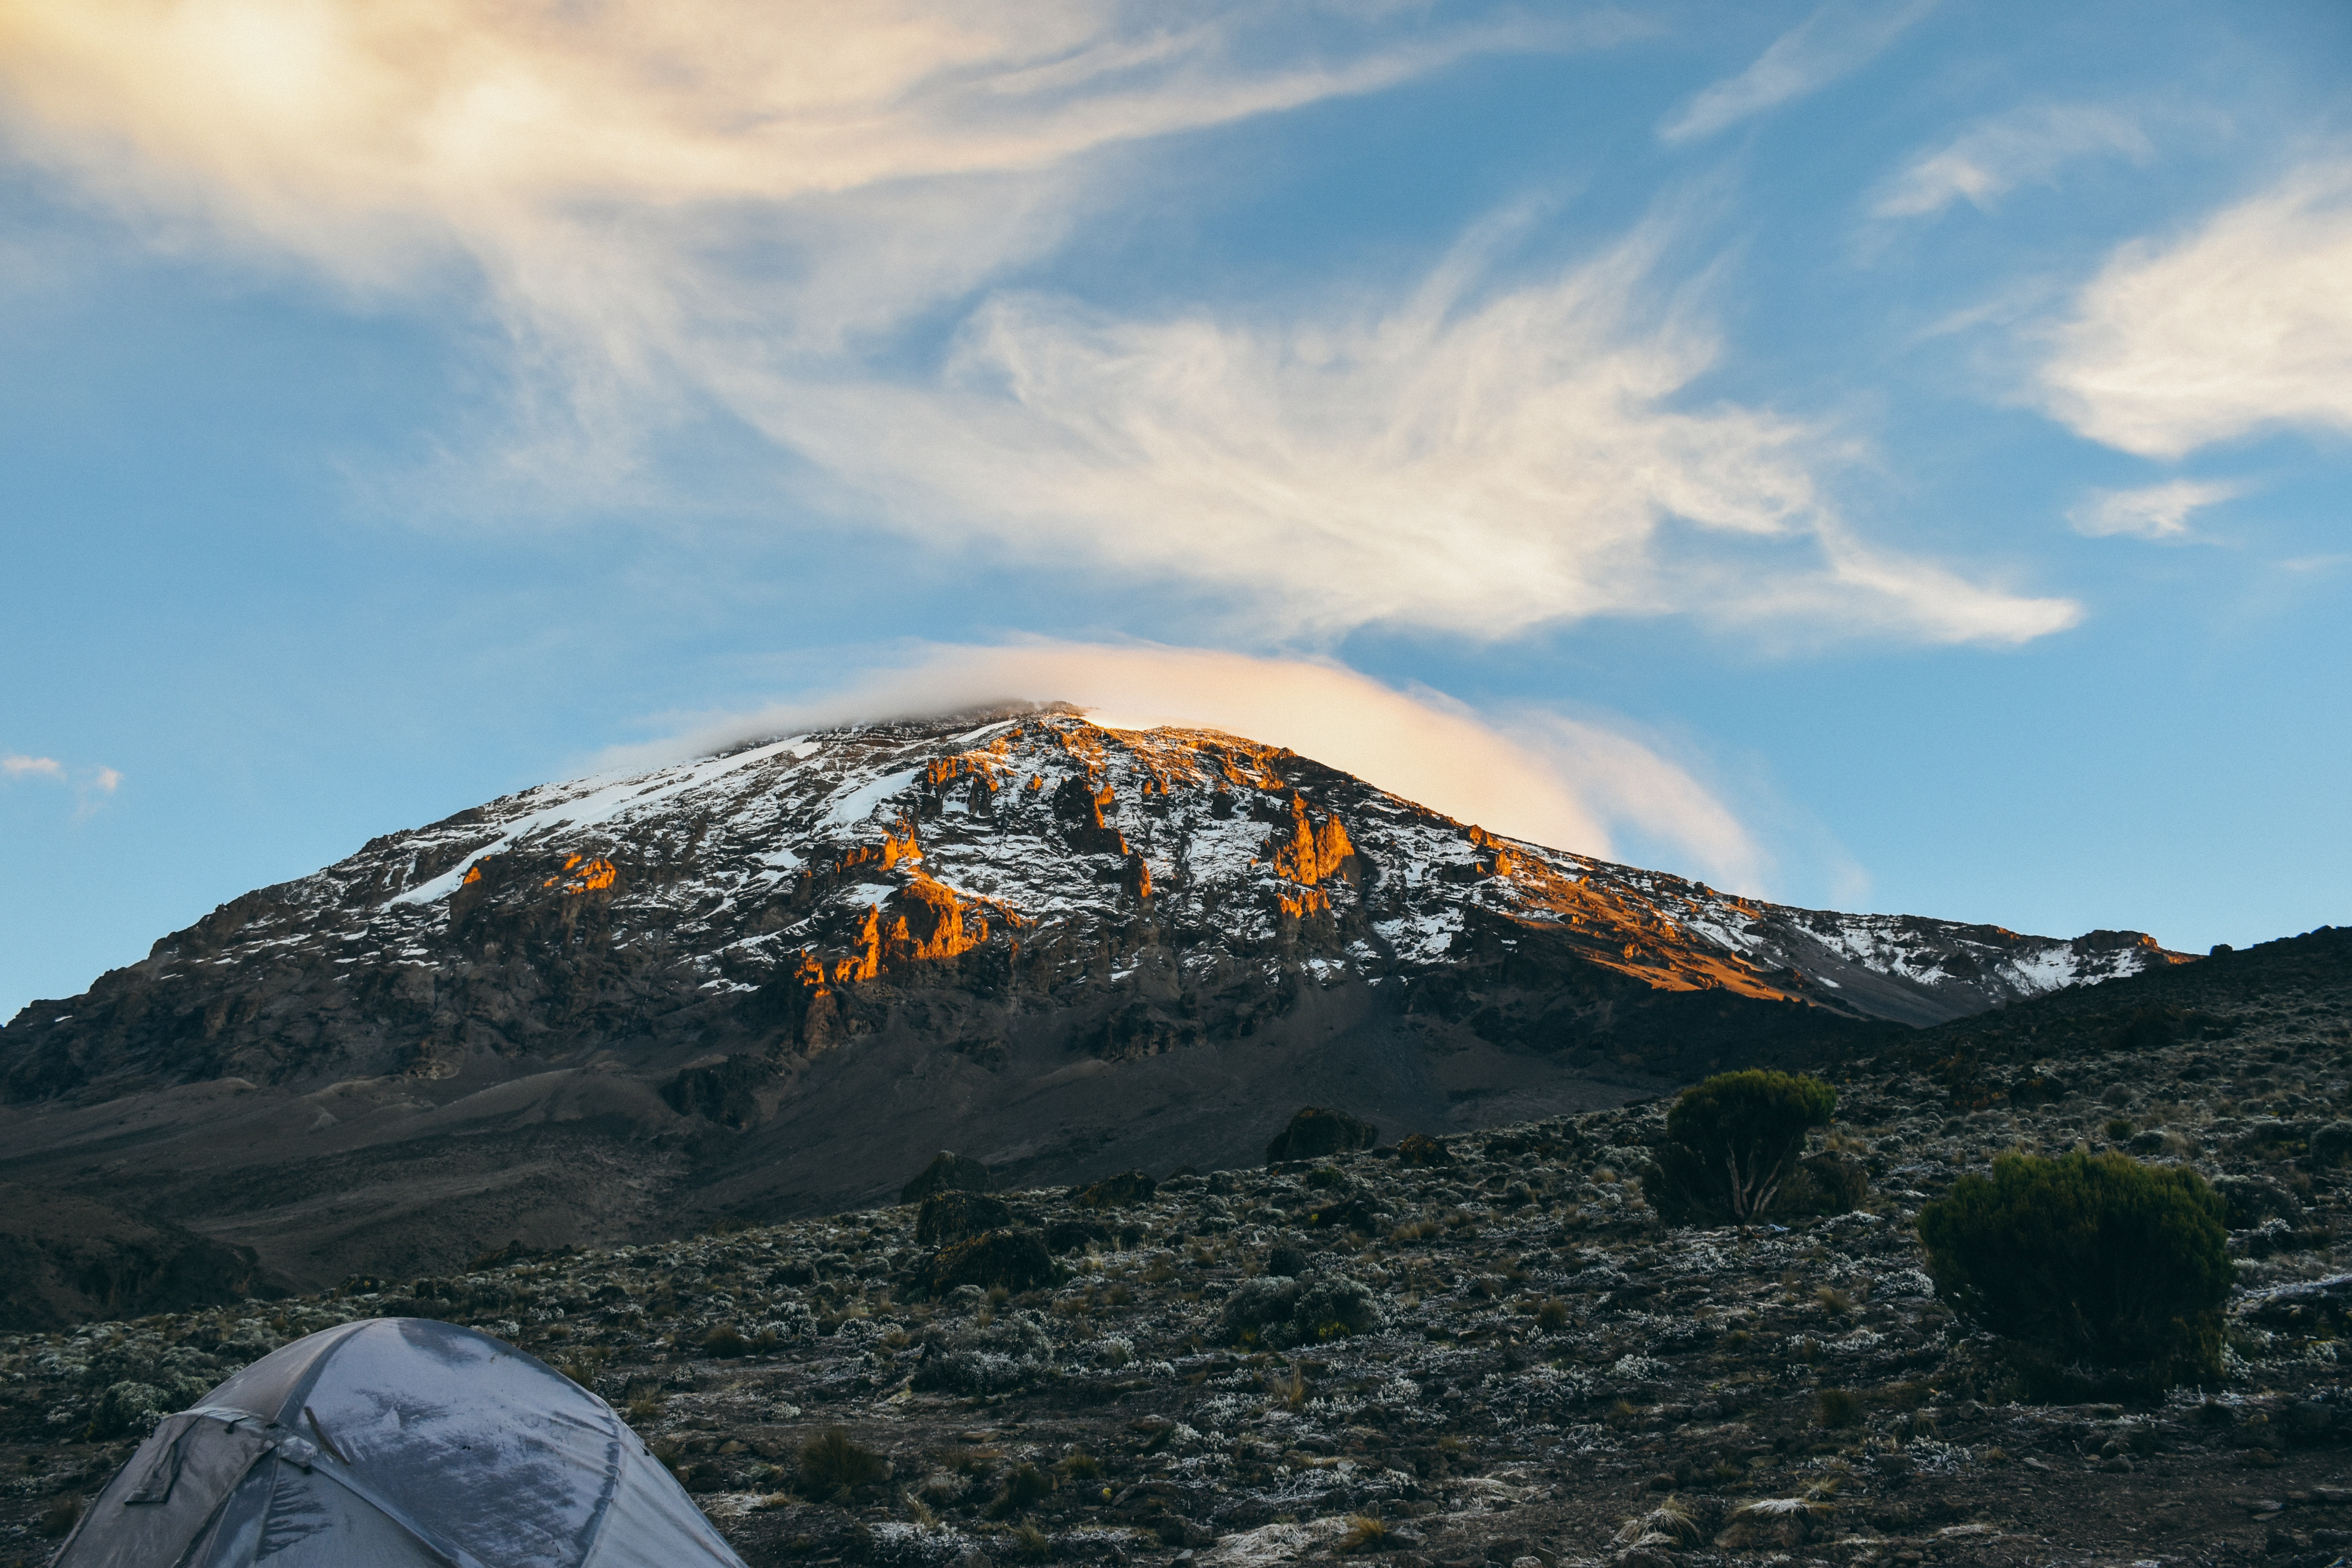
left=54, top=1317, right=747, bottom=1567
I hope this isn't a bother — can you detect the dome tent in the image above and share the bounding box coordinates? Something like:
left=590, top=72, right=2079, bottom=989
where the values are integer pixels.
left=54, top=1317, right=748, bottom=1567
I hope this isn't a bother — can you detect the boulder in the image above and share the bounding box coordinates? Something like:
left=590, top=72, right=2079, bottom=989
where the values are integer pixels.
left=1265, top=1107, right=1379, bottom=1166
left=902, top=1151, right=996, bottom=1205
left=926, top=1230, right=1056, bottom=1295
left=1044, top=1219, right=1110, bottom=1255
left=1071, top=1171, right=1157, bottom=1210
left=1393, top=1132, right=1452, bottom=1167
left=916, top=1191, right=1015, bottom=1247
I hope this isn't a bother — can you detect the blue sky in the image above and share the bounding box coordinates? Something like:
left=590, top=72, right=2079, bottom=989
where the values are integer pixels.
left=3, top=0, right=2348, bottom=1017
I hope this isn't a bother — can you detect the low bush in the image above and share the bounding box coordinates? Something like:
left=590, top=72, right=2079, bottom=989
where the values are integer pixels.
left=989, top=1461, right=1056, bottom=1519
left=1917, top=1150, right=2231, bottom=1397
left=1641, top=1071, right=1837, bottom=1224
left=1218, top=1271, right=1385, bottom=1348
left=1778, top=1152, right=1869, bottom=1216
left=799, top=1426, right=888, bottom=1495
left=910, top=1310, right=1058, bottom=1396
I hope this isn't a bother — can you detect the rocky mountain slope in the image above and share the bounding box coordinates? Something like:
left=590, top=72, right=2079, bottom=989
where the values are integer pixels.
left=0, top=707, right=2183, bottom=1297
left=3, top=926, right=2345, bottom=1568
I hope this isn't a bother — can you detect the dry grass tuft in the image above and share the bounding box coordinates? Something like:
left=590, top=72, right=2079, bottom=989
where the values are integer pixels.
left=1615, top=1495, right=1699, bottom=1547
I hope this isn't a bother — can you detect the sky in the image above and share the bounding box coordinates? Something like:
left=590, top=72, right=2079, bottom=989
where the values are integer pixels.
left=2, top=0, right=2348, bottom=1018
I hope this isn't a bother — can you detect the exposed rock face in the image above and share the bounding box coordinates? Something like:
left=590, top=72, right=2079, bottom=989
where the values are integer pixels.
left=0, top=706, right=2187, bottom=1291
left=0, top=1187, right=281, bottom=1332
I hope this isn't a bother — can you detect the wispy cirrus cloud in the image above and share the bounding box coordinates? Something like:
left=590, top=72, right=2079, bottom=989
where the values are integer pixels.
left=760, top=225, right=2079, bottom=645
left=1876, top=104, right=2151, bottom=219
left=605, top=639, right=1777, bottom=894
left=2039, top=160, right=2352, bottom=458
left=0, top=1, right=1553, bottom=334
left=2068, top=479, right=2242, bottom=540
left=1659, top=0, right=1935, bottom=145
left=3, top=754, right=64, bottom=780
left=0, top=2, right=2070, bottom=650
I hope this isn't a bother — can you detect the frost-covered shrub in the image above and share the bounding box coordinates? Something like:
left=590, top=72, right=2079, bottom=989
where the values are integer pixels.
left=1918, top=1150, right=2230, bottom=1396
left=88, top=1380, right=172, bottom=1440
left=2212, top=1173, right=2301, bottom=1229
left=912, top=1310, right=1058, bottom=1396
left=1218, top=1272, right=1385, bottom=1349
left=2310, top=1121, right=2352, bottom=1169
left=1641, top=1071, right=1837, bottom=1225
left=754, top=1304, right=818, bottom=1345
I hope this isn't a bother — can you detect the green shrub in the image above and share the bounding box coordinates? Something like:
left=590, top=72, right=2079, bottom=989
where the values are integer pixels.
left=1917, top=1150, right=2230, bottom=1397
left=1641, top=1070, right=1837, bottom=1224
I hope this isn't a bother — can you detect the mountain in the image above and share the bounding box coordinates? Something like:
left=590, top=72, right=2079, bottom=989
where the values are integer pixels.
left=0, top=706, right=2183, bottom=1293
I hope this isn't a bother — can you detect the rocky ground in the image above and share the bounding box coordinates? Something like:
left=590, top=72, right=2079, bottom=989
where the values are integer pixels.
left=3, top=929, right=2348, bottom=1568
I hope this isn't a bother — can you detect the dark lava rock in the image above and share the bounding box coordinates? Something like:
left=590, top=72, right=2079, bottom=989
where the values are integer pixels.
left=902, top=1151, right=996, bottom=1204
left=1071, top=1172, right=1156, bottom=1210
left=0, top=1184, right=281, bottom=1332
left=1265, top=1106, right=1378, bottom=1165
left=1044, top=1218, right=1110, bottom=1254
left=1394, top=1131, right=1453, bottom=1166
left=915, top=1191, right=1014, bottom=1246
left=925, top=1229, right=1055, bottom=1294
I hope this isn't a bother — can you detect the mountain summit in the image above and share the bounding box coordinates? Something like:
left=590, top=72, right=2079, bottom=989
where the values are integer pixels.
left=0, top=706, right=2181, bottom=1288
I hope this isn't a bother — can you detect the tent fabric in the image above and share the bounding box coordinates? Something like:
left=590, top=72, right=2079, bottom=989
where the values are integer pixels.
left=54, top=1318, right=747, bottom=1568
